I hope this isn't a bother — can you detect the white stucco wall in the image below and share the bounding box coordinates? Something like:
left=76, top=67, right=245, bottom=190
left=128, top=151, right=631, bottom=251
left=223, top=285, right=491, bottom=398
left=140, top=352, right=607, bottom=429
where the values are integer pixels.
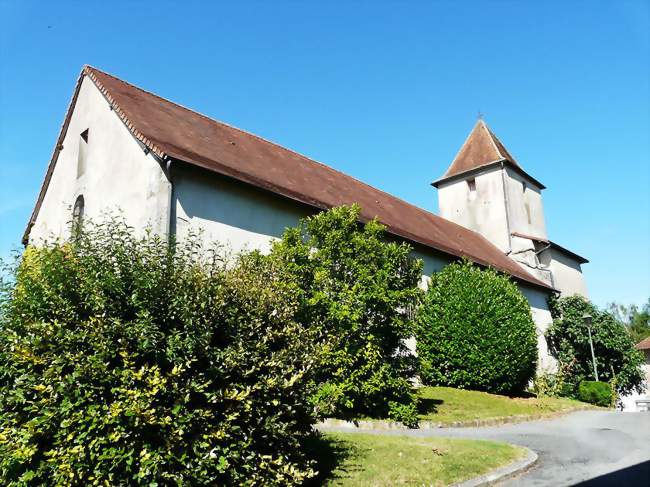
left=438, top=163, right=586, bottom=300
left=509, top=234, right=554, bottom=287
left=538, top=248, right=588, bottom=298
left=411, top=247, right=450, bottom=278
left=504, top=167, right=547, bottom=239
left=519, top=284, right=557, bottom=371
left=173, top=164, right=311, bottom=256
left=174, top=165, right=556, bottom=368
left=437, top=166, right=549, bottom=252
left=29, top=77, right=171, bottom=244
left=437, top=167, right=511, bottom=252
left=620, top=350, right=649, bottom=411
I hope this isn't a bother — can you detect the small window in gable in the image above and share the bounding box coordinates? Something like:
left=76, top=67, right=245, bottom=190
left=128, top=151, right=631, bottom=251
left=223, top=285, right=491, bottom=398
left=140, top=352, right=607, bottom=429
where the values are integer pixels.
left=467, top=178, right=476, bottom=200
left=72, top=195, right=85, bottom=231
left=522, top=181, right=527, bottom=192
left=77, top=129, right=89, bottom=178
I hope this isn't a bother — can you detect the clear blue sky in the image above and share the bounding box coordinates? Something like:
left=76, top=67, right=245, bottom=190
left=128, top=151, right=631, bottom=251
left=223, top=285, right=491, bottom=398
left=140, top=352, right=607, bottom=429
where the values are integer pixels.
left=1, top=1, right=648, bottom=308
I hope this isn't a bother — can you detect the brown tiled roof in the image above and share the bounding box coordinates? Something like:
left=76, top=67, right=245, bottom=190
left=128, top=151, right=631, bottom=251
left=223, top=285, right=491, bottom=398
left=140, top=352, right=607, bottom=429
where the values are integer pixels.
left=432, top=120, right=545, bottom=189
left=445, top=120, right=518, bottom=175
left=511, top=231, right=550, bottom=244
left=25, top=65, right=553, bottom=291
left=636, top=337, right=650, bottom=351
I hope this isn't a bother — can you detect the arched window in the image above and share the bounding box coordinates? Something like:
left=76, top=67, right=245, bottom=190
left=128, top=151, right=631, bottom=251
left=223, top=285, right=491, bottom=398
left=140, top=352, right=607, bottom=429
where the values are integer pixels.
left=72, top=195, right=85, bottom=229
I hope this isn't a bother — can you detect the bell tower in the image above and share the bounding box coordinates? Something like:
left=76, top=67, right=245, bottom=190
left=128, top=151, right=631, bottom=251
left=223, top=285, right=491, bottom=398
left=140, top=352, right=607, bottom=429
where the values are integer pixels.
left=433, top=120, right=554, bottom=286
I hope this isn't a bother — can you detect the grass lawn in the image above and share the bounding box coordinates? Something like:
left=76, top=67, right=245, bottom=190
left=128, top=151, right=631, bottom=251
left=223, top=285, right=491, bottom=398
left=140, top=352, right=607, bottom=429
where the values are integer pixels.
left=417, top=386, right=591, bottom=424
left=306, top=432, right=525, bottom=486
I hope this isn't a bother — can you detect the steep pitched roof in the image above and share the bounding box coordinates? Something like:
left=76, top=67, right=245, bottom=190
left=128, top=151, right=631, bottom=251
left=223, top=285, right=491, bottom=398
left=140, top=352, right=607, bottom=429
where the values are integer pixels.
left=25, top=65, right=553, bottom=291
left=433, top=120, right=545, bottom=189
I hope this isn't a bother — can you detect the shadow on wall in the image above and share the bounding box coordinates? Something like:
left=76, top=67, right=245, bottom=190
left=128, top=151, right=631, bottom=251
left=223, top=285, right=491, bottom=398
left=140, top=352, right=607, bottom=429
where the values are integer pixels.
left=573, top=460, right=650, bottom=486
left=174, top=165, right=314, bottom=240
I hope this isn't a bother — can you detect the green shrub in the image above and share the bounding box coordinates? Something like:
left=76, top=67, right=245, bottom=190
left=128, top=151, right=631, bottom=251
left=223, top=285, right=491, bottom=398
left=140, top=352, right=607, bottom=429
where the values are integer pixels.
left=578, top=381, right=613, bottom=407
left=0, top=221, right=318, bottom=486
left=268, top=205, right=423, bottom=421
left=532, top=371, right=563, bottom=398
left=546, top=295, right=645, bottom=397
left=387, top=401, right=419, bottom=428
left=416, top=259, right=538, bottom=395
left=532, top=360, right=574, bottom=398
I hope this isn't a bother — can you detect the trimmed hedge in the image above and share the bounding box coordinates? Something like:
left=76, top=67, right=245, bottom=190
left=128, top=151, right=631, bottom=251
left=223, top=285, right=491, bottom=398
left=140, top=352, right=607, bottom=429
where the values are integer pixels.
left=0, top=222, right=318, bottom=485
left=416, top=259, right=538, bottom=395
left=578, top=381, right=612, bottom=407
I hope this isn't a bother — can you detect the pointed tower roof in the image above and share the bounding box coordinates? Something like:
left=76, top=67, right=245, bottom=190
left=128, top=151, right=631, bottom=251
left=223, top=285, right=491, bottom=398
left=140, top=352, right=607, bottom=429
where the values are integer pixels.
left=433, top=120, right=545, bottom=189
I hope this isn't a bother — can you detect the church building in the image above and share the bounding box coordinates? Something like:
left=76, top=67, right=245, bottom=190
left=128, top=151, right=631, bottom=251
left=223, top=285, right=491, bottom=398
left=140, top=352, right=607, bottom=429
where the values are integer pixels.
left=24, top=66, right=589, bottom=370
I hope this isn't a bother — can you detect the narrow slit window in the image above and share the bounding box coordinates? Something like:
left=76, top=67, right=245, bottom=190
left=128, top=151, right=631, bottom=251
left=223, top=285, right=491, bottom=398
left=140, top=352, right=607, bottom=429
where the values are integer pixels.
left=522, top=181, right=527, bottom=192
left=467, top=178, right=476, bottom=200
left=77, top=129, right=89, bottom=178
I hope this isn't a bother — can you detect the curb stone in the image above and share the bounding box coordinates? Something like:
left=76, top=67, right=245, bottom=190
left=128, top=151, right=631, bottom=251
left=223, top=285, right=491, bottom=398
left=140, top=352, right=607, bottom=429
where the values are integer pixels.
left=317, top=406, right=592, bottom=431
left=451, top=446, right=538, bottom=487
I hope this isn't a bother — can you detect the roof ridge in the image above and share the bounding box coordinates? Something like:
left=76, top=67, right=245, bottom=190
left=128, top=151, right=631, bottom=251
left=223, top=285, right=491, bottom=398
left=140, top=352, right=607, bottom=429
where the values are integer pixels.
left=84, top=66, right=447, bottom=225
left=481, top=120, right=505, bottom=160
left=83, top=66, right=167, bottom=159
left=84, top=65, right=233, bottom=134
left=445, top=119, right=483, bottom=176
left=485, top=123, right=519, bottom=165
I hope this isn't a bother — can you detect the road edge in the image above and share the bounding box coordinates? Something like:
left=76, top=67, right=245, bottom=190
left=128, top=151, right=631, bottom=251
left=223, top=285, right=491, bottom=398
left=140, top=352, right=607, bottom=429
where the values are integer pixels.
left=318, top=406, right=593, bottom=430
left=452, top=446, right=538, bottom=487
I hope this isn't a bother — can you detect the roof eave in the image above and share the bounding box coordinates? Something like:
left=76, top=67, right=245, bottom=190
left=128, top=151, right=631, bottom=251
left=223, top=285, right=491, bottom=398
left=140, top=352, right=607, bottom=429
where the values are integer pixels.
left=549, top=241, right=589, bottom=264
left=432, top=159, right=546, bottom=189
left=511, top=232, right=588, bottom=265
left=431, top=160, right=504, bottom=188
left=23, top=66, right=170, bottom=245
left=635, top=343, right=650, bottom=351
left=170, top=156, right=554, bottom=292
left=22, top=69, right=87, bottom=245
left=506, top=162, right=547, bottom=190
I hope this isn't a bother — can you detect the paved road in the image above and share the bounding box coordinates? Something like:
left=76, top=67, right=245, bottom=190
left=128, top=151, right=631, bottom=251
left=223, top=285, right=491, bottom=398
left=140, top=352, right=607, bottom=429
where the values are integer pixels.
left=320, top=411, right=650, bottom=486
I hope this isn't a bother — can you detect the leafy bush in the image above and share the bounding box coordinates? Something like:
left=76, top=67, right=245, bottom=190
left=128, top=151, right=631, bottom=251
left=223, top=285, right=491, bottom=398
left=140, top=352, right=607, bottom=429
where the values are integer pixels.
left=268, top=205, right=423, bottom=420
left=532, top=372, right=563, bottom=398
left=531, top=360, right=574, bottom=398
left=578, top=381, right=613, bottom=407
left=416, top=259, right=538, bottom=395
left=0, top=220, right=319, bottom=486
left=387, top=401, right=419, bottom=428
left=546, top=295, right=645, bottom=397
